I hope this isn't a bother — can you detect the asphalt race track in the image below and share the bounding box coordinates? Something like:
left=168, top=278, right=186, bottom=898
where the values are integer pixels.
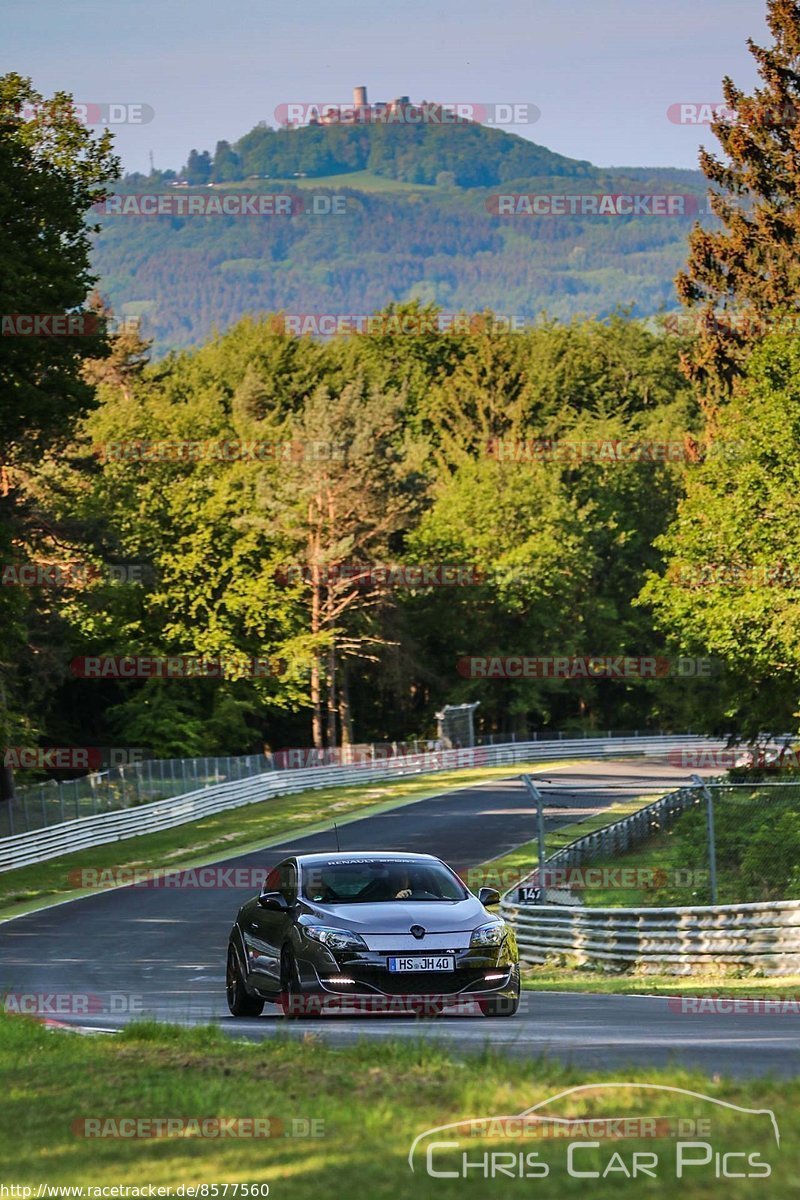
left=2, top=757, right=798, bottom=1078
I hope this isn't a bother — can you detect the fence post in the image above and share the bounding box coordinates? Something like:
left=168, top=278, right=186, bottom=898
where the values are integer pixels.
left=521, top=775, right=547, bottom=894
left=692, top=775, right=718, bottom=905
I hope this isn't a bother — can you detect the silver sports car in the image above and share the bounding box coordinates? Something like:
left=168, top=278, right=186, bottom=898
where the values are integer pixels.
left=226, top=851, right=520, bottom=1018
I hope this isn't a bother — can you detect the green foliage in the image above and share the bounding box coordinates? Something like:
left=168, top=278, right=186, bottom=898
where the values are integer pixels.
left=0, top=73, right=119, bottom=456
left=92, top=175, right=705, bottom=356
left=0, top=74, right=119, bottom=781
left=644, top=784, right=800, bottom=904
left=232, top=117, right=596, bottom=186
left=641, top=333, right=800, bottom=735
left=22, top=306, right=698, bottom=755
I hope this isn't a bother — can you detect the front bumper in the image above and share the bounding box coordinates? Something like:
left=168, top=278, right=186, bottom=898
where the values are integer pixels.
left=294, top=942, right=519, bottom=1001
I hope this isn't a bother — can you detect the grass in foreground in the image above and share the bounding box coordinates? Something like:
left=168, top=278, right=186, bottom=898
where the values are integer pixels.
left=0, top=1013, right=793, bottom=1194
left=0, top=759, right=573, bottom=921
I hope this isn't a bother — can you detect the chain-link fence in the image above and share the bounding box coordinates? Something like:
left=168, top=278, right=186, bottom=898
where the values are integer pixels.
left=676, top=778, right=800, bottom=906
left=0, top=754, right=271, bottom=838
left=522, top=774, right=800, bottom=909
left=0, top=727, right=684, bottom=840
left=473, top=727, right=671, bottom=746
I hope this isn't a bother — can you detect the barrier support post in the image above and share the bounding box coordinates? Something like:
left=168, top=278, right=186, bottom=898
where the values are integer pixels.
left=692, top=774, right=718, bottom=905
left=522, top=774, right=547, bottom=895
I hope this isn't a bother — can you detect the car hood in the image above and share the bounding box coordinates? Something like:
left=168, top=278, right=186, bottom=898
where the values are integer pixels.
left=300, top=896, right=493, bottom=934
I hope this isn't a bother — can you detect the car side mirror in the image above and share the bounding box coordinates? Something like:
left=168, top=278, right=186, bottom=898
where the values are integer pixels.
left=257, top=890, right=289, bottom=911
left=478, top=886, right=501, bottom=907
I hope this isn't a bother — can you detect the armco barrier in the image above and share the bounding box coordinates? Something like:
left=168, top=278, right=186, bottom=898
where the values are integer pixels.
left=0, top=734, right=724, bottom=873
left=502, top=896, right=800, bottom=975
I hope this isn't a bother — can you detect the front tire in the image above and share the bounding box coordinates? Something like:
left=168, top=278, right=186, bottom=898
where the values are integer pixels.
left=280, top=947, right=309, bottom=1019
left=226, top=944, right=264, bottom=1017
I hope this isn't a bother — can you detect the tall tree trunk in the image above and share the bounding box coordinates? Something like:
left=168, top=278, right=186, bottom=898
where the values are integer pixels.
left=326, top=644, right=337, bottom=748
left=310, top=555, right=323, bottom=749
left=0, top=677, right=12, bottom=802
left=338, top=660, right=354, bottom=746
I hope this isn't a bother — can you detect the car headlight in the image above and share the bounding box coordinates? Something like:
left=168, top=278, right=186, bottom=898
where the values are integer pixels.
left=304, top=926, right=368, bottom=952
left=471, top=922, right=505, bottom=947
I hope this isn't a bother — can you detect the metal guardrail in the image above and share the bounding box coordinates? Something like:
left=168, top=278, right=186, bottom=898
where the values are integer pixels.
left=502, top=897, right=800, bottom=975
left=1, top=753, right=273, bottom=838
left=0, top=734, right=722, bottom=873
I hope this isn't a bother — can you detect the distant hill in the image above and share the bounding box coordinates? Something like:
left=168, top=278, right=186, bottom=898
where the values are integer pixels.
left=93, top=119, right=710, bottom=355
left=228, top=118, right=598, bottom=187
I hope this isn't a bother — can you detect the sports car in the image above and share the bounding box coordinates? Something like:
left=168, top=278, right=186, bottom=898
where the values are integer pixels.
left=226, top=851, right=520, bottom=1018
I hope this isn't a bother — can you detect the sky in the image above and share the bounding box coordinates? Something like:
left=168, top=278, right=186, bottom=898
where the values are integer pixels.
left=3, top=0, right=769, bottom=175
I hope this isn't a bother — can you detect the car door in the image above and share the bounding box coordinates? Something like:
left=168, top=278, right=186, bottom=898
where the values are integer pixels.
left=244, top=859, right=298, bottom=996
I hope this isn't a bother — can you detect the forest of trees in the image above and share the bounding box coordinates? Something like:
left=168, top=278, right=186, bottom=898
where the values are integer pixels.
left=92, top=177, right=708, bottom=358
left=102, top=99, right=712, bottom=356
left=5, top=0, right=800, bottom=789
left=197, top=117, right=597, bottom=187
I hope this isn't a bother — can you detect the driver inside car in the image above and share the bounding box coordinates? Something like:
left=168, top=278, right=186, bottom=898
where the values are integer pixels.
left=393, top=869, right=412, bottom=899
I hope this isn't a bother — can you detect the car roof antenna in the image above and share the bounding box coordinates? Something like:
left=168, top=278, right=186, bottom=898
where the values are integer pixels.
left=333, top=822, right=341, bottom=851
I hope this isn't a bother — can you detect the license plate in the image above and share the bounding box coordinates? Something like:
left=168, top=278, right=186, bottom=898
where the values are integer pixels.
left=387, top=955, right=455, bottom=972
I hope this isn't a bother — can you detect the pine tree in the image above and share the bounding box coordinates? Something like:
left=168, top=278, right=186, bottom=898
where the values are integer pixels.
left=677, top=0, right=800, bottom=405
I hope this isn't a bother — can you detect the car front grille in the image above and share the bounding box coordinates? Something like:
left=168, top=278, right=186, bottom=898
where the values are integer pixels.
left=351, top=966, right=490, bottom=996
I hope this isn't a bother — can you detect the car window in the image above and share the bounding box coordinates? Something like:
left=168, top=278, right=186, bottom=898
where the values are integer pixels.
left=264, top=860, right=296, bottom=904
left=281, top=862, right=298, bottom=905
left=264, top=864, right=282, bottom=892
left=302, top=859, right=467, bottom=903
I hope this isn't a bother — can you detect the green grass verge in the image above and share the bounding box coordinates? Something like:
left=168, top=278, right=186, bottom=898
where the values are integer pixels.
left=0, top=1013, right=791, bottom=1194
left=0, top=760, right=575, bottom=923
left=521, top=966, right=800, bottom=998
left=576, top=830, right=706, bottom=908
left=547, top=775, right=800, bottom=910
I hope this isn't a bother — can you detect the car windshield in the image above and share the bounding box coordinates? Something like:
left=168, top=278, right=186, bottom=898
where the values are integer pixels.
left=302, top=859, right=467, bottom=904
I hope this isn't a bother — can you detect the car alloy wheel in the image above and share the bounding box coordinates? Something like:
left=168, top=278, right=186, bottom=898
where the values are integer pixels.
left=226, top=944, right=264, bottom=1017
